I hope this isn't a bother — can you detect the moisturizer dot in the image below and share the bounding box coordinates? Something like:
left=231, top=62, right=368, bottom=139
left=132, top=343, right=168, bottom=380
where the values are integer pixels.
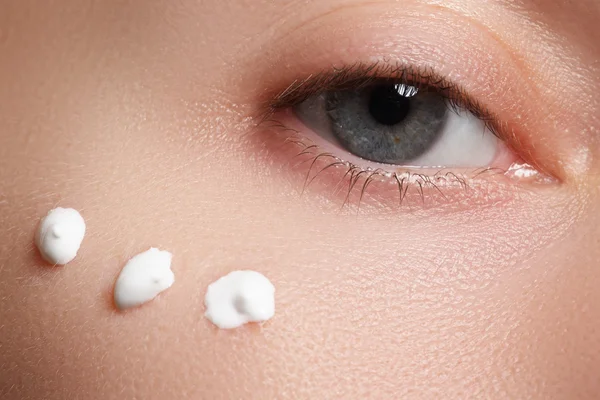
left=35, top=207, right=86, bottom=265
left=114, top=248, right=174, bottom=310
left=204, top=270, right=275, bottom=329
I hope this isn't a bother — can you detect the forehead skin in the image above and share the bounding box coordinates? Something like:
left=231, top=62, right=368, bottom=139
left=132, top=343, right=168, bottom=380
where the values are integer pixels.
left=0, top=0, right=599, bottom=399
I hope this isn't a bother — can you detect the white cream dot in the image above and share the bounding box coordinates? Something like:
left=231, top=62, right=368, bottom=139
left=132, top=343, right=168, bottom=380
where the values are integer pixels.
left=35, top=207, right=86, bottom=265
left=114, top=248, right=175, bottom=310
left=204, top=270, right=275, bottom=329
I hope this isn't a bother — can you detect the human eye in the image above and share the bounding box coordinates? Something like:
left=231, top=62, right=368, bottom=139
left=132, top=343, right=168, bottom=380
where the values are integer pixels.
left=294, top=66, right=503, bottom=168
left=257, top=62, right=554, bottom=209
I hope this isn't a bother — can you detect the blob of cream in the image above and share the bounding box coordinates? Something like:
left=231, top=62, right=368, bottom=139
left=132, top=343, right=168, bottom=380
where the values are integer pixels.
left=35, top=207, right=86, bottom=265
left=204, top=270, right=275, bottom=329
left=114, top=248, right=174, bottom=310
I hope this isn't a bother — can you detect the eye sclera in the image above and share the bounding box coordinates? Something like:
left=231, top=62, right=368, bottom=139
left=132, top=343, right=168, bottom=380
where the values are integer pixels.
left=293, top=89, right=513, bottom=171
left=277, top=105, right=516, bottom=174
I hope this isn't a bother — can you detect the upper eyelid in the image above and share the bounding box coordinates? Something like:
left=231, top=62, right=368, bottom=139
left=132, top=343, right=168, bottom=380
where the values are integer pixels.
left=246, top=4, right=586, bottom=181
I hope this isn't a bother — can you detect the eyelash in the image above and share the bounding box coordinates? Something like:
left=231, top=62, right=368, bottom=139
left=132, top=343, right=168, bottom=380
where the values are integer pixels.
left=254, top=61, right=532, bottom=208
left=258, top=121, right=507, bottom=209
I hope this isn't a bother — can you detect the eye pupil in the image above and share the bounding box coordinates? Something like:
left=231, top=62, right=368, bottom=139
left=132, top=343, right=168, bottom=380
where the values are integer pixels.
left=368, top=84, right=412, bottom=126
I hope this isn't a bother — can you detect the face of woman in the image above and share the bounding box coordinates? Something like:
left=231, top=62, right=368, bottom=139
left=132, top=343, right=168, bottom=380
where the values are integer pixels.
left=0, top=1, right=599, bottom=398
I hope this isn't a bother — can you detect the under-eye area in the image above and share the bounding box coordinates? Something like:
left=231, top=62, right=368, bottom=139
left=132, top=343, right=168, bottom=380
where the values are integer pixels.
left=255, top=62, right=556, bottom=210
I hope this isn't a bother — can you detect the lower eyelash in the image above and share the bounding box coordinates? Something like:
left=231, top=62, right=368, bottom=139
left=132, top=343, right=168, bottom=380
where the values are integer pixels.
left=273, top=120, right=509, bottom=210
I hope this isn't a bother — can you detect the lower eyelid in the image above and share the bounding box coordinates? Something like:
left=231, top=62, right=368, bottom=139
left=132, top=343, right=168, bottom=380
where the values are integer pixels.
left=253, top=111, right=556, bottom=213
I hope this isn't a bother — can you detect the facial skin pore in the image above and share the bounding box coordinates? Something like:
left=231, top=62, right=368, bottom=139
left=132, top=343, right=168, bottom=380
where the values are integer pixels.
left=0, top=1, right=599, bottom=399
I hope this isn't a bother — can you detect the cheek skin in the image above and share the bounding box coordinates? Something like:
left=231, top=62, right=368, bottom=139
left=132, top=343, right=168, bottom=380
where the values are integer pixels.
left=1, top=2, right=600, bottom=400
left=2, top=132, right=599, bottom=399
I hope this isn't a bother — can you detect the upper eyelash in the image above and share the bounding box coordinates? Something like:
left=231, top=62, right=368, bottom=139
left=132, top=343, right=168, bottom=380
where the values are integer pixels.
left=261, top=60, right=506, bottom=139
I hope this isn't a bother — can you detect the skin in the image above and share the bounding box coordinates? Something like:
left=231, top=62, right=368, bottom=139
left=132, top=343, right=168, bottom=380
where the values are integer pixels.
left=0, top=0, right=599, bottom=398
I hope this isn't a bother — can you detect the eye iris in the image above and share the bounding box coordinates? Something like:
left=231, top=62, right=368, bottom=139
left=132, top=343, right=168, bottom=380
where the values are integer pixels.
left=325, top=82, right=447, bottom=164
left=368, top=85, right=411, bottom=126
